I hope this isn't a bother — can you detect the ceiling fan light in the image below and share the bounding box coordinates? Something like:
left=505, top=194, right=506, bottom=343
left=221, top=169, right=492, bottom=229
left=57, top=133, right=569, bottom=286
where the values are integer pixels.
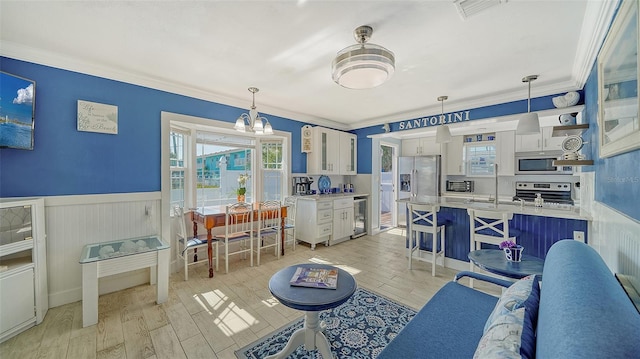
left=436, top=125, right=452, bottom=143
left=516, top=112, right=540, bottom=134
left=332, top=26, right=395, bottom=90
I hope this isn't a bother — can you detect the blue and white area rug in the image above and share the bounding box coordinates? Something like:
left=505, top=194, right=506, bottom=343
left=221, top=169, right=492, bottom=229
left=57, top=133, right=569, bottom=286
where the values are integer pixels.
left=235, top=288, right=417, bottom=359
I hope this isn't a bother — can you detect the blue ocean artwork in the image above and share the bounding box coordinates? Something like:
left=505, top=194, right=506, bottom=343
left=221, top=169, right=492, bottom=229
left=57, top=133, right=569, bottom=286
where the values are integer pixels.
left=0, top=72, right=35, bottom=149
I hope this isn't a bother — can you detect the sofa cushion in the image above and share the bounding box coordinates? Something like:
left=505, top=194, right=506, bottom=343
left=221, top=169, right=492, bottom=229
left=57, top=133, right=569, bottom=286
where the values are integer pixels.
left=476, top=274, right=540, bottom=359
left=474, top=307, right=525, bottom=359
left=377, top=281, right=499, bottom=359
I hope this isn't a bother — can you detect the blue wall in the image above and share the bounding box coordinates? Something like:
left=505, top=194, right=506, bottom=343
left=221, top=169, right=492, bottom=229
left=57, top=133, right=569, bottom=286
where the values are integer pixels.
left=0, top=57, right=309, bottom=197
left=584, top=56, right=640, bottom=222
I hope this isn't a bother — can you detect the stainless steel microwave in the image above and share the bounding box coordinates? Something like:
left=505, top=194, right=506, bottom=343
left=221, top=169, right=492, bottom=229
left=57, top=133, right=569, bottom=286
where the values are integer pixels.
left=515, top=154, right=573, bottom=175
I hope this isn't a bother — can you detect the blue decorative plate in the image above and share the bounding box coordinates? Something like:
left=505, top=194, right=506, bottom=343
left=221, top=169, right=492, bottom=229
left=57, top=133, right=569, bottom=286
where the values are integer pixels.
left=318, top=175, right=331, bottom=192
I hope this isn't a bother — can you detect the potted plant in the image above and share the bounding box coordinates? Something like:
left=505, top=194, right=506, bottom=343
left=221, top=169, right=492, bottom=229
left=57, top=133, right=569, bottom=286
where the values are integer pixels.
left=499, top=240, right=524, bottom=262
left=237, top=173, right=249, bottom=202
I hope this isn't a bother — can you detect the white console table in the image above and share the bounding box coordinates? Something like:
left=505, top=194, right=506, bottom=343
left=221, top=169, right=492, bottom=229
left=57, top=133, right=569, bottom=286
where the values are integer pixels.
left=79, top=235, right=169, bottom=327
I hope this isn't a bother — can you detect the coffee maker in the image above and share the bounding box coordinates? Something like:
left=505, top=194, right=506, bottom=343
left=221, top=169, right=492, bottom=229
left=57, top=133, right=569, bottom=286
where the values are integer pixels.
left=293, top=176, right=314, bottom=195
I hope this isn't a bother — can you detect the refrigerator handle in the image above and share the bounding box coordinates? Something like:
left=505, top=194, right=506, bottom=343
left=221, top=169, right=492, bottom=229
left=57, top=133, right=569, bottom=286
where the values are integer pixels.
left=412, top=169, right=417, bottom=197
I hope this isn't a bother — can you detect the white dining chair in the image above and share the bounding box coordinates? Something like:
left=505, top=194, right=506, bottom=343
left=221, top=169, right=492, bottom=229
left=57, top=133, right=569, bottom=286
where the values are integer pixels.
left=174, top=205, right=216, bottom=280
left=283, top=196, right=298, bottom=251
left=213, top=202, right=254, bottom=273
left=254, top=201, right=281, bottom=265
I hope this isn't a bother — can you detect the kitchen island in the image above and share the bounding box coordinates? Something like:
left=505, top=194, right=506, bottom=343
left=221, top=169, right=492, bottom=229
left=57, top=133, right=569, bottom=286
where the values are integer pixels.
left=398, top=196, right=590, bottom=265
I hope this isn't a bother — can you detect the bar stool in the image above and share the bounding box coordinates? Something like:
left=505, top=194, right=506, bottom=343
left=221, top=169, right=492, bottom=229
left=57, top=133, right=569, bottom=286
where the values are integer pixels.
left=467, top=208, right=520, bottom=286
left=407, top=203, right=449, bottom=276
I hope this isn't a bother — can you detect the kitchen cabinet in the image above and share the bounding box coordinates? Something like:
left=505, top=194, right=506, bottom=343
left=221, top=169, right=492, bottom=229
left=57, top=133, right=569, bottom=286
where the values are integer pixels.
left=445, top=136, right=465, bottom=175
left=332, top=198, right=354, bottom=244
left=496, top=131, right=515, bottom=175
left=401, top=137, right=441, bottom=156
left=0, top=198, right=48, bottom=343
left=307, top=127, right=357, bottom=175
left=516, top=127, right=564, bottom=152
left=295, top=199, right=333, bottom=250
left=339, top=132, right=357, bottom=175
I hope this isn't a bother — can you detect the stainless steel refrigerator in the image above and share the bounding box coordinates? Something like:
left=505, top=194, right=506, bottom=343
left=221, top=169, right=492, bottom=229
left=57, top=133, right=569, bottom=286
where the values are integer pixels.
left=397, top=155, right=441, bottom=225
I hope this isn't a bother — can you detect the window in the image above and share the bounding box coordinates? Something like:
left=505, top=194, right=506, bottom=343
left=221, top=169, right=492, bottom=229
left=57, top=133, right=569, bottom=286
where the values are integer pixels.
left=464, top=143, right=496, bottom=176
left=170, top=130, right=187, bottom=208
left=195, top=131, right=255, bottom=207
left=165, top=114, right=291, bottom=211
left=261, top=141, right=284, bottom=201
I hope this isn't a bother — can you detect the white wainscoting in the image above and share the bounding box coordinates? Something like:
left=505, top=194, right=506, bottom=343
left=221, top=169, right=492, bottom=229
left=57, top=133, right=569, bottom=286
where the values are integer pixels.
left=581, top=172, right=640, bottom=288
left=44, top=192, right=161, bottom=307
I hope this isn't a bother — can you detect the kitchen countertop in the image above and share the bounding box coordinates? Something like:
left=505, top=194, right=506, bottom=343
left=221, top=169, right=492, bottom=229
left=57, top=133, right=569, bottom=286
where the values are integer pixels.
left=295, top=193, right=369, bottom=201
left=398, top=195, right=592, bottom=221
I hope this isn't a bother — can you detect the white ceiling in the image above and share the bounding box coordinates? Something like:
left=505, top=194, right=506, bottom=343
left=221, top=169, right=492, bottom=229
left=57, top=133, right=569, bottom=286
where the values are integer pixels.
left=0, top=1, right=617, bottom=131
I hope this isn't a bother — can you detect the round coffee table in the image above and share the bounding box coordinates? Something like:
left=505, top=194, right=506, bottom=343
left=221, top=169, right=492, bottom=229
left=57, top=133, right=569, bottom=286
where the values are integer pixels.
left=265, top=263, right=357, bottom=359
left=468, top=249, right=544, bottom=279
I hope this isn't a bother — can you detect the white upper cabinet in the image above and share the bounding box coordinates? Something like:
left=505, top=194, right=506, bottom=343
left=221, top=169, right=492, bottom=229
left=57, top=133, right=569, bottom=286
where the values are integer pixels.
left=496, top=131, right=515, bottom=175
left=339, top=132, right=357, bottom=175
left=401, top=137, right=441, bottom=156
left=516, top=127, right=564, bottom=152
left=307, top=127, right=357, bottom=175
left=445, top=135, right=465, bottom=175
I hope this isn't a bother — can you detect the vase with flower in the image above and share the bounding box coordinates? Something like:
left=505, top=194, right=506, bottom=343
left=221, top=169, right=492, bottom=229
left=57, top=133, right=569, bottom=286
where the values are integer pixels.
left=499, top=240, right=524, bottom=262
left=237, top=173, right=249, bottom=202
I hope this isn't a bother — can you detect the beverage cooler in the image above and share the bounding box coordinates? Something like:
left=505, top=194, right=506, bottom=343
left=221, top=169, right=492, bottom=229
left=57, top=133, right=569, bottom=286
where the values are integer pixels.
left=352, top=198, right=367, bottom=238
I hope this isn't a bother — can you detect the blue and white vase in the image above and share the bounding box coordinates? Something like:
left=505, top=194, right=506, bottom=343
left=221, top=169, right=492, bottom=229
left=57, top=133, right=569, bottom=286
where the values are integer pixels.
left=503, top=245, right=524, bottom=262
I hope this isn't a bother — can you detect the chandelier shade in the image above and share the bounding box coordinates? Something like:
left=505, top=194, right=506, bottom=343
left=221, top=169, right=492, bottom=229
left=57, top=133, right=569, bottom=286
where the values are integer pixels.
left=516, top=75, right=541, bottom=135
left=235, top=87, right=273, bottom=135
left=332, top=25, right=395, bottom=89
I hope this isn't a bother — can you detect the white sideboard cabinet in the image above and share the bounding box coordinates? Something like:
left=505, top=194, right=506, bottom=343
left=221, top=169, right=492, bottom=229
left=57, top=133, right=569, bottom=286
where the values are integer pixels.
left=295, top=199, right=333, bottom=249
left=0, top=198, right=48, bottom=343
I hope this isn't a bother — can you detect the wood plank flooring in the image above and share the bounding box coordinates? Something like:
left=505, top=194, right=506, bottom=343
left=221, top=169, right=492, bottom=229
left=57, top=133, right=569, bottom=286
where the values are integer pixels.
left=0, top=229, right=499, bottom=359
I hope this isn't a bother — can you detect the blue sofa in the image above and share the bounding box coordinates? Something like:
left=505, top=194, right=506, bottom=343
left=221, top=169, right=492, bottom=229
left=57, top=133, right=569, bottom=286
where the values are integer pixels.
left=378, top=240, right=640, bottom=358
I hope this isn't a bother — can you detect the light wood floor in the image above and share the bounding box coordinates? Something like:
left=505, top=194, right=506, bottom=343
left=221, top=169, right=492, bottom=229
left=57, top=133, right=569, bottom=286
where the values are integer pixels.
left=0, top=229, right=498, bottom=359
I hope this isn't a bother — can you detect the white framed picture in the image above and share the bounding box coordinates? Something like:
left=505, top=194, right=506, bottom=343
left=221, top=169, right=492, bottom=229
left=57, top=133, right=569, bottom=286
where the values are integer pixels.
left=77, top=100, right=118, bottom=135
left=597, top=0, right=639, bottom=158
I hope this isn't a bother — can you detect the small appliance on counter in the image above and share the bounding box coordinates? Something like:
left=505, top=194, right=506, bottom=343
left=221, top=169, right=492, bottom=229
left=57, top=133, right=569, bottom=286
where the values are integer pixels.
left=292, top=176, right=314, bottom=195
left=446, top=180, right=474, bottom=193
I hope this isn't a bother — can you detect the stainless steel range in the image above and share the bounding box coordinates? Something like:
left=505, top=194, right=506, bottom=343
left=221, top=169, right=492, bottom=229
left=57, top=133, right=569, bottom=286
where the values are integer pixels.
left=514, top=182, right=573, bottom=205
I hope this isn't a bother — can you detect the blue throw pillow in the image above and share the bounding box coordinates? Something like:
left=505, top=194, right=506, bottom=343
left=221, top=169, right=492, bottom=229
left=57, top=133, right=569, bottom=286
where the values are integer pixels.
left=475, top=275, right=540, bottom=359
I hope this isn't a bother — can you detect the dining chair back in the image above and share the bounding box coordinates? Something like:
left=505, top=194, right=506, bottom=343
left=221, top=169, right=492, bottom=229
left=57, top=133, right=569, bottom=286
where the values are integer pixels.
left=174, top=205, right=216, bottom=280
left=213, top=202, right=254, bottom=273
left=254, top=201, right=282, bottom=265
left=407, top=203, right=449, bottom=276
left=283, top=196, right=297, bottom=251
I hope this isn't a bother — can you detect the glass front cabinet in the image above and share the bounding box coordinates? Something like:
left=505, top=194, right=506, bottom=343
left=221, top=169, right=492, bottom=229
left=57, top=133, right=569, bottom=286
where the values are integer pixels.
left=0, top=198, right=48, bottom=343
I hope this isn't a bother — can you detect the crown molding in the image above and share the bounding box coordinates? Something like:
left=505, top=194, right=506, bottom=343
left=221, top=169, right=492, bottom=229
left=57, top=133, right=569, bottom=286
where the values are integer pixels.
left=0, top=41, right=350, bottom=131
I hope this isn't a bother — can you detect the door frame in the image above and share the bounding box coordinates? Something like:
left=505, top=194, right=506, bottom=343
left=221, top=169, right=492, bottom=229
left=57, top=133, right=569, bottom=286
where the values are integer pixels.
left=380, top=141, right=399, bottom=229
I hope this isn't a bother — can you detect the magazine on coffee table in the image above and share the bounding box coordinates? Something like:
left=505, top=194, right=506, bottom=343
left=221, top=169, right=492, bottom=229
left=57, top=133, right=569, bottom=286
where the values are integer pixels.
left=289, top=267, right=338, bottom=289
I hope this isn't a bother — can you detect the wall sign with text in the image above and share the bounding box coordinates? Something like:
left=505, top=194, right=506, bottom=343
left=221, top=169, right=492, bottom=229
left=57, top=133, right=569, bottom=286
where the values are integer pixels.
left=77, top=100, right=118, bottom=134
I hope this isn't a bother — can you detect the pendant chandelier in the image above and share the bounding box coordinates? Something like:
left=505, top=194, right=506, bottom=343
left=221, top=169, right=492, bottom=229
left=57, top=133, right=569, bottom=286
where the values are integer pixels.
left=516, top=75, right=541, bottom=135
left=435, top=95, right=452, bottom=143
left=332, top=25, right=395, bottom=89
left=234, top=87, right=273, bottom=135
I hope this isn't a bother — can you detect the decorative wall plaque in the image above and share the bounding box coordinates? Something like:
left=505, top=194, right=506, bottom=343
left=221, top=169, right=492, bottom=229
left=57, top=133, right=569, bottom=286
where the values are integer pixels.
left=77, top=100, right=118, bottom=134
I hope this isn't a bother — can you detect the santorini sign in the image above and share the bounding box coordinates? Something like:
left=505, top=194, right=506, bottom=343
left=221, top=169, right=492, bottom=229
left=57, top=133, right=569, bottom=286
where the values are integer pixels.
left=397, top=110, right=471, bottom=131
